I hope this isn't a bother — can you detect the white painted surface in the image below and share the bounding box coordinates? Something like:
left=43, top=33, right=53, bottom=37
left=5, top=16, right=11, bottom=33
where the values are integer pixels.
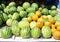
left=0, top=36, right=60, bottom=41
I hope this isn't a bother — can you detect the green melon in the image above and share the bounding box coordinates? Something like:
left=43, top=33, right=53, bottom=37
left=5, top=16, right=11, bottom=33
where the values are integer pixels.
left=22, top=2, right=30, bottom=9
left=51, top=5, right=56, bottom=10
left=26, top=7, right=35, bottom=13
left=3, top=13, right=8, bottom=22
left=18, top=21, right=29, bottom=28
left=11, top=25, right=20, bottom=36
left=31, top=3, right=38, bottom=10
left=6, top=19, right=13, bottom=26
left=30, top=21, right=36, bottom=29
left=17, top=6, right=24, bottom=12
left=19, top=11, right=27, bottom=18
left=42, top=26, right=51, bottom=38
left=1, top=26, right=12, bottom=38
left=31, top=27, right=41, bottom=38
left=8, top=2, right=16, bottom=7
left=12, top=12, right=19, bottom=20
left=28, top=12, right=34, bottom=17
left=8, top=14, right=12, bottom=19
left=54, top=16, right=60, bottom=22
left=20, top=27, right=30, bottom=38
left=50, top=10, right=57, bottom=17
left=9, top=6, right=16, bottom=14
left=42, top=8, right=49, bottom=15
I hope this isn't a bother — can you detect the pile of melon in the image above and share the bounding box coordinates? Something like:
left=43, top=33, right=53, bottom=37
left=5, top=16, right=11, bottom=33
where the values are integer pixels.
left=0, top=2, right=60, bottom=40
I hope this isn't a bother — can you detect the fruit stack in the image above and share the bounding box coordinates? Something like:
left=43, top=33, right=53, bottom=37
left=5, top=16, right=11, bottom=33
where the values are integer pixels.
left=0, top=2, right=60, bottom=40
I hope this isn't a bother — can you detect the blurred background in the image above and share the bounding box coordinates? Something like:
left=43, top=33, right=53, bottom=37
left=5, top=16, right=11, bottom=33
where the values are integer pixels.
left=0, top=0, right=59, bottom=7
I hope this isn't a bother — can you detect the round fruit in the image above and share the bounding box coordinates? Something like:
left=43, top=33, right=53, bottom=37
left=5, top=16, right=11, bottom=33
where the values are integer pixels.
left=51, top=5, right=56, bottom=10
left=31, top=27, right=41, bottom=38
left=28, top=12, right=34, bottom=17
left=12, top=20, right=18, bottom=26
left=11, top=20, right=20, bottom=36
left=48, top=17, right=55, bottom=24
left=19, top=11, right=27, bottom=18
left=48, top=15, right=52, bottom=19
left=42, top=8, right=49, bottom=15
left=6, top=6, right=10, bottom=8
left=4, top=7, right=9, bottom=14
left=22, top=2, right=30, bottom=9
left=36, top=21, right=43, bottom=28
left=30, top=21, right=36, bottom=29
left=6, top=19, right=13, bottom=26
left=40, top=4, right=45, bottom=8
left=8, top=14, right=12, bottom=19
left=8, top=2, right=16, bottom=7
left=12, top=12, right=19, bottom=20
left=32, top=15, right=38, bottom=21
left=0, top=5, right=3, bottom=10
left=54, top=16, right=60, bottom=22
left=27, top=17, right=32, bottom=22
left=1, top=4, right=5, bottom=9
left=9, top=6, right=16, bottom=14
left=38, top=7, right=42, bottom=11
left=44, top=22, right=51, bottom=27
left=20, top=27, right=30, bottom=38
left=49, top=10, right=51, bottom=14
left=37, top=18, right=44, bottom=23
left=53, top=30, right=60, bottom=40
left=57, top=26, right=60, bottom=31
left=18, top=21, right=29, bottom=28
left=51, top=28, right=56, bottom=34
left=36, top=11, right=41, bottom=17
left=42, top=15, right=48, bottom=22
left=42, top=15, right=48, bottom=19
left=1, top=26, right=12, bottom=38
left=17, top=6, right=24, bottom=12
left=31, top=3, right=38, bottom=10
left=3, top=13, right=8, bottom=22
left=26, top=7, right=35, bottom=13
left=50, top=10, right=57, bottom=17
left=55, top=22, right=60, bottom=27
left=51, top=24, right=56, bottom=29
left=51, top=25, right=56, bottom=33
left=42, top=26, right=51, bottom=38
left=22, top=18, right=28, bottom=21
left=11, top=24, right=20, bottom=36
